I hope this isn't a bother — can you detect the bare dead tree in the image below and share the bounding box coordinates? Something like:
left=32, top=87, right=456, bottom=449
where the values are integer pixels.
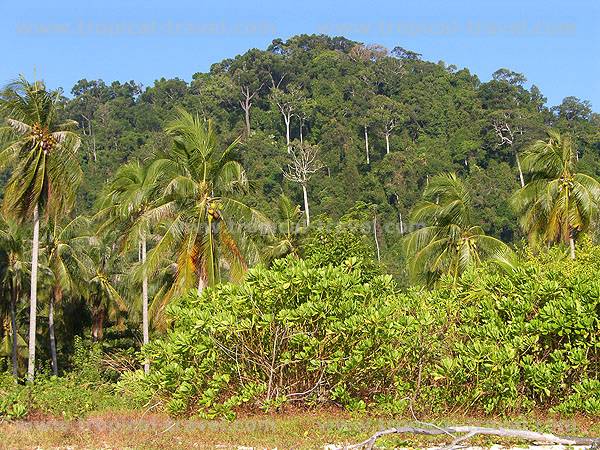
left=269, top=71, right=285, bottom=89
left=279, top=102, right=293, bottom=153
left=283, top=142, right=323, bottom=226
left=492, top=114, right=525, bottom=187
left=271, top=87, right=298, bottom=153
left=239, top=83, right=263, bottom=137
left=240, top=86, right=257, bottom=137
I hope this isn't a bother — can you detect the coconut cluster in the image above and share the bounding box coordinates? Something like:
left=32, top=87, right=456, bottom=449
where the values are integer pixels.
left=31, top=123, right=57, bottom=153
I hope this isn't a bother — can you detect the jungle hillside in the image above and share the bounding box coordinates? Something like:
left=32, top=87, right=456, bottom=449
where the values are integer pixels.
left=1, top=33, right=600, bottom=449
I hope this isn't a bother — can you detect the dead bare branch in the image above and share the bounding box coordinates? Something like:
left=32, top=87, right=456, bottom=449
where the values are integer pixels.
left=338, top=425, right=599, bottom=450
left=283, top=142, right=323, bottom=185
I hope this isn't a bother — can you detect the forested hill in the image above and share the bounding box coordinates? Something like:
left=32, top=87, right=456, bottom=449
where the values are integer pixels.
left=62, top=34, right=598, bottom=245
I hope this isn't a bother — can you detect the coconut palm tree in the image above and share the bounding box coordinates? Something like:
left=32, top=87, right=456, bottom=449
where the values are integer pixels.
left=404, top=173, right=514, bottom=286
left=80, top=231, right=127, bottom=342
left=512, top=130, right=600, bottom=259
left=263, top=194, right=303, bottom=264
left=0, top=77, right=82, bottom=381
left=145, top=108, right=266, bottom=318
left=97, top=160, right=169, bottom=373
left=0, top=217, right=30, bottom=378
left=41, top=215, right=89, bottom=375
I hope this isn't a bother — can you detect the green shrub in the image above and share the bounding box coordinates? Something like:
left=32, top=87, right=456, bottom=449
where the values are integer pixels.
left=0, top=371, right=137, bottom=420
left=139, top=255, right=402, bottom=418
left=0, top=338, right=139, bottom=420
left=135, top=242, right=600, bottom=417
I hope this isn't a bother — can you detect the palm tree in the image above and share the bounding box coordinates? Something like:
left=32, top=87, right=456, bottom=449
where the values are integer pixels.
left=0, top=77, right=82, bottom=381
left=41, top=215, right=89, bottom=375
left=81, top=231, right=127, bottom=342
left=404, top=173, right=513, bottom=286
left=145, top=108, right=266, bottom=318
left=263, top=194, right=303, bottom=264
left=512, top=130, right=600, bottom=259
left=97, top=160, right=168, bottom=373
left=0, top=217, right=29, bottom=378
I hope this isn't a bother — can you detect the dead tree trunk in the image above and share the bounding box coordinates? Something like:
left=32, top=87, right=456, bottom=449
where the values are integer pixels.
left=239, top=86, right=257, bottom=137
left=492, top=118, right=525, bottom=188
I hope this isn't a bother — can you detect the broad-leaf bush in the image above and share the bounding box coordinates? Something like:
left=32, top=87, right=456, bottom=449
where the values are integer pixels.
left=133, top=242, right=600, bottom=417
left=136, top=255, right=400, bottom=418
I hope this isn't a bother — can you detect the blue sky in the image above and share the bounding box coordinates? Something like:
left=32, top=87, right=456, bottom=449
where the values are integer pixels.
left=2, top=0, right=598, bottom=109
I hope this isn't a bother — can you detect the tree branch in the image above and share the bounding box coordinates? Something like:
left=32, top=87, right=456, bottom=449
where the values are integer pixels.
left=338, top=425, right=600, bottom=450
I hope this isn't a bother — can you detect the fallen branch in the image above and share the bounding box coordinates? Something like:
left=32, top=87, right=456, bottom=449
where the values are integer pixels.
left=339, top=425, right=600, bottom=450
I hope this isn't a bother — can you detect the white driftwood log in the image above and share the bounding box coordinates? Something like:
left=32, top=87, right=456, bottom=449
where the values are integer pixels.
left=338, top=425, right=600, bottom=450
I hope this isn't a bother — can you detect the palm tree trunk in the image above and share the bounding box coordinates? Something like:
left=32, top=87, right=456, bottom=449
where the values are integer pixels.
left=302, top=183, right=310, bottom=226
left=91, top=308, right=105, bottom=342
left=27, top=204, right=40, bottom=382
left=569, top=235, right=576, bottom=260
left=516, top=152, right=525, bottom=187
left=10, top=285, right=18, bottom=379
left=141, top=235, right=149, bottom=374
left=197, top=276, right=206, bottom=294
left=49, top=286, right=59, bottom=376
left=197, top=262, right=206, bottom=295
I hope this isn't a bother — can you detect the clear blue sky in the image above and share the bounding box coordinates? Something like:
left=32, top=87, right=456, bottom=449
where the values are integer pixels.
left=2, top=0, right=598, bottom=109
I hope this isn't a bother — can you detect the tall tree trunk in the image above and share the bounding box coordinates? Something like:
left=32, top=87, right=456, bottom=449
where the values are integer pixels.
left=385, top=132, right=390, bottom=154
left=197, top=266, right=206, bottom=295
left=398, top=212, right=404, bottom=234
left=394, top=194, right=405, bottom=235
left=302, top=183, right=310, bottom=226
left=240, top=89, right=252, bottom=137
left=91, top=308, right=105, bottom=342
left=569, top=233, right=576, bottom=260
left=285, top=115, right=291, bottom=153
left=244, top=106, right=251, bottom=136
left=373, top=216, right=381, bottom=261
left=27, top=204, right=40, bottom=382
left=299, top=120, right=304, bottom=144
left=141, top=236, right=149, bottom=374
left=10, top=285, right=18, bottom=379
left=399, top=210, right=404, bottom=235
left=364, top=125, right=370, bottom=165
left=49, top=285, right=60, bottom=376
left=516, top=152, right=525, bottom=188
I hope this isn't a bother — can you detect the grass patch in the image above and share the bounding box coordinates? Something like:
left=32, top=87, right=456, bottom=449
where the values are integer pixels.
left=1, top=411, right=599, bottom=449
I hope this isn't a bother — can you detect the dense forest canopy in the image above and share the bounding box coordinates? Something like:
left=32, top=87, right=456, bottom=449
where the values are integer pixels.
left=17, top=34, right=593, bottom=244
